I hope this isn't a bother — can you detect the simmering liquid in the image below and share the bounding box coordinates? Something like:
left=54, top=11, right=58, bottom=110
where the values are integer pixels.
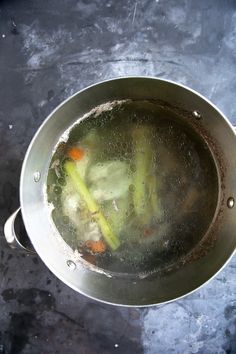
left=47, top=100, right=219, bottom=275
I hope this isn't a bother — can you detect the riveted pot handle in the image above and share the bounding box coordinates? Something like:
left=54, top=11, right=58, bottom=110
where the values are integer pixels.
left=4, top=208, right=36, bottom=254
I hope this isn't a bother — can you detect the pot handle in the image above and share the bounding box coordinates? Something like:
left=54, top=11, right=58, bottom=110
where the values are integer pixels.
left=4, top=208, right=36, bottom=254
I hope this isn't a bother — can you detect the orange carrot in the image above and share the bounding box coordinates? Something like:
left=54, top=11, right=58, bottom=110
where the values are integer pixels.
left=85, top=239, right=106, bottom=254
left=68, top=147, right=85, bottom=161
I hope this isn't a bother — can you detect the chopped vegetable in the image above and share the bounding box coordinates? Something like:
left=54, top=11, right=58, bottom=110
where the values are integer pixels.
left=143, top=227, right=155, bottom=238
left=104, top=197, right=130, bottom=235
left=85, top=239, right=106, bottom=254
left=82, top=253, right=96, bottom=265
left=64, top=160, right=120, bottom=250
left=149, top=175, right=163, bottom=221
left=68, top=146, right=85, bottom=161
left=182, top=187, right=199, bottom=211
left=88, top=161, right=131, bottom=201
left=132, top=126, right=153, bottom=220
left=75, top=154, right=90, bottom=180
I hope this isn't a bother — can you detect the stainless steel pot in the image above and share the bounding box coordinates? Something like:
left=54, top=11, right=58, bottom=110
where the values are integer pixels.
left=4, top=77, right=236, bottom=306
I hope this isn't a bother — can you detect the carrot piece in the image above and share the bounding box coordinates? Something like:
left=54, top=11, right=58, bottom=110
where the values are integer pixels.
left=143, top=227, right=154, bottom=238
left=85, top=239, right=106, bottom=254
left=82, top=253, right=96, bottom=265
left=68, top=147, right=85, bottom=161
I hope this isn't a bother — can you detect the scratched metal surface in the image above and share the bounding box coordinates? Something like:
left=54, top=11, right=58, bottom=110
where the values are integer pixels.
left=0, top=0, right=236, bottom=353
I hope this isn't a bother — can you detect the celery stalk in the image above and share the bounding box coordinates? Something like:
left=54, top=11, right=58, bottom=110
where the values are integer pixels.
left=132, top=126, right=152, bottom=222
left=64, top=160, right=120, bottom=250
left=149, top=175, right=163, bottom=221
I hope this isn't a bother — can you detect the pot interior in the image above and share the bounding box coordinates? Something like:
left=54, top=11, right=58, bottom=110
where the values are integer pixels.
left=46, top=99, right=219, bottom=277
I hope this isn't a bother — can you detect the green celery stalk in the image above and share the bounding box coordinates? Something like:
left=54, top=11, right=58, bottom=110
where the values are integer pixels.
left=149, top=175, right=163, bottom=221
left=64, top=160, right=120, bottom=250
left=132, top=126, right=152, bottom=222
left=105, top=197, right=129, bottom=235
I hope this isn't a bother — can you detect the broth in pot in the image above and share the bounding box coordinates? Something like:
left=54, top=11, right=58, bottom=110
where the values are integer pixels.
left=46, top=100, right=219, bottom=276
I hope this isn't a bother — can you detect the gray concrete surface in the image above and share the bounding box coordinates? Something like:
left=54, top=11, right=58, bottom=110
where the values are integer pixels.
left=0, top=0, right=236, bottom=353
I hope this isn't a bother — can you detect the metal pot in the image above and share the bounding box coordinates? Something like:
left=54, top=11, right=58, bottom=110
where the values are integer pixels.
left=4, top=77, right=236, bottom=306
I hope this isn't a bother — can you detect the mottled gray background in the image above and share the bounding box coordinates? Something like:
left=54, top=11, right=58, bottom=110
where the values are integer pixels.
left=0, top=0, right=236, bottom=353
